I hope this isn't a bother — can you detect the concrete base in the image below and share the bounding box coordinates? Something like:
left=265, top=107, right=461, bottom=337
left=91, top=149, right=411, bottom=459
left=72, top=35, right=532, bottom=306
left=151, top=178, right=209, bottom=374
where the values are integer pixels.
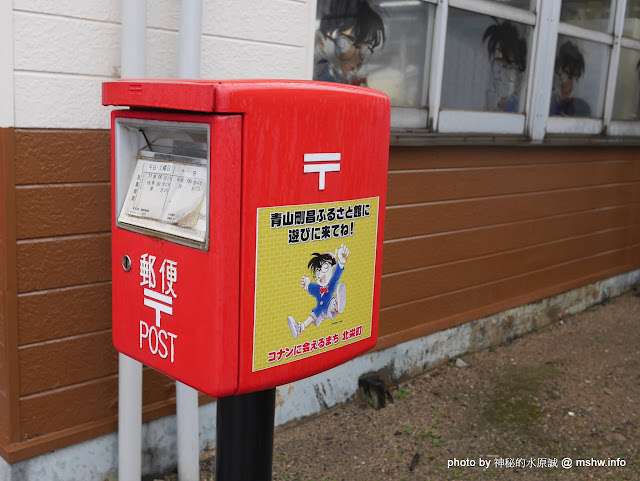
left=2, top=269, right=638, bottom=480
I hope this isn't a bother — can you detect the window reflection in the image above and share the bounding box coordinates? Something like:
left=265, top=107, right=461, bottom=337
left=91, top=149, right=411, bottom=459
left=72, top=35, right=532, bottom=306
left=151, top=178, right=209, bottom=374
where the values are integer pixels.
left=612, top=48, right=640, bottom=120
left=560, top=0, right=613, bottom=33
left=441, top=8, right=530, bottom=113
left=313, top=0, right=432, bottom=107
left=624, top=0, right=640, bottom=39
left=366, top=0, right=433, bottom=106
left=549, top=36, right=609, bottom=118
left=313, top=0, right=386, bottom=87
left=484, top=20, right=528, bottom=112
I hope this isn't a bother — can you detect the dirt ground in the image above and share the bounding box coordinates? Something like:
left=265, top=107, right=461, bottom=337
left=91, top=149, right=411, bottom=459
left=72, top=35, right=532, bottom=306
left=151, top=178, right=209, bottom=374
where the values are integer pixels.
left=161, top=289, right=640, bottom=481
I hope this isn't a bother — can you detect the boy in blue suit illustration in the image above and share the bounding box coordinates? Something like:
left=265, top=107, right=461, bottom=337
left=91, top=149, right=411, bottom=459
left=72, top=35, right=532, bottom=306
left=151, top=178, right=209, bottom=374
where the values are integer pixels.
left=288, top=244, right=349, bottom=339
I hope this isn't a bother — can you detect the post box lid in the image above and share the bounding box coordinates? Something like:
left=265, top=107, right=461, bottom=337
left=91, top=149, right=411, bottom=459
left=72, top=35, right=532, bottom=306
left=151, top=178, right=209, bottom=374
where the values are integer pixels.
left=102, top=79, right=387, bottom=113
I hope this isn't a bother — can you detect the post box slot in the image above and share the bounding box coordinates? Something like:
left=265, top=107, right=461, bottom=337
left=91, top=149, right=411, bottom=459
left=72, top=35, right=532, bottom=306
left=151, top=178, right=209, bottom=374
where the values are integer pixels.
left=114, top=118, right=210, bottom=250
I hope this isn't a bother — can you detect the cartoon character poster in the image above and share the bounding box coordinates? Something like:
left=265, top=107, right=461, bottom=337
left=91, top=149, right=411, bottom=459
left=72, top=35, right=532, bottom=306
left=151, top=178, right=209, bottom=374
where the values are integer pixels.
left=252, top=198, right=379, bottom=371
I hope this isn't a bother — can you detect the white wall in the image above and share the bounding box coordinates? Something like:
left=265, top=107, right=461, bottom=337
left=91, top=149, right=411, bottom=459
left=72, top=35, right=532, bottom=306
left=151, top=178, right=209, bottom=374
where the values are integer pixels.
left=10, top=0, right=314, bottom=129
left=0, top=0, right=14, bottom=128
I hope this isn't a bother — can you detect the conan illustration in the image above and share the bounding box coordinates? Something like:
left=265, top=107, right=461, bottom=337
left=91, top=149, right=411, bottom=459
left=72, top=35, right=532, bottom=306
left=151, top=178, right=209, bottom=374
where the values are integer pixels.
left=482, top=19, right=527, bottom=112
left=550, top=40, right=590, bottom=116
left=288, top=244, right=349, bottom=339
left=313, top=0, right=385, bottom=87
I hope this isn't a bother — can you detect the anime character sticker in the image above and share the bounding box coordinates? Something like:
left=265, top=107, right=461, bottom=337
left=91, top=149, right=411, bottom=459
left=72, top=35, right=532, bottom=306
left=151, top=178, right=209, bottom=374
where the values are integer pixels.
left=313, top=0, right=385, bottom=87
left=550, top=40, right=590, bottom=117
left=287, top=244, right=349, bottom=339
left=482, top=19, right=527, bottom=112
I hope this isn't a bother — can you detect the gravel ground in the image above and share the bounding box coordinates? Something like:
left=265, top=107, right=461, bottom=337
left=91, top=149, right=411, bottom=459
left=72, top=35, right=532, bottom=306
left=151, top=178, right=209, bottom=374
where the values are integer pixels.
left=160, top=289, right=640, bottom=481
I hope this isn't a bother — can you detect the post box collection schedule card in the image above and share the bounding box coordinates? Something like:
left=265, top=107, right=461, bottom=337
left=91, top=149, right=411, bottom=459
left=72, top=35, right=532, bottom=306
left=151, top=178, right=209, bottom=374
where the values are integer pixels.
left=118, top=155, right=208, bottom=243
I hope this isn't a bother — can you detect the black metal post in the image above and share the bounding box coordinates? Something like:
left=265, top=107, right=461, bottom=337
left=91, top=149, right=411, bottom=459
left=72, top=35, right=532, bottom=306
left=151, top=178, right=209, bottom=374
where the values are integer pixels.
left=215, top=388, right=276, bottom=481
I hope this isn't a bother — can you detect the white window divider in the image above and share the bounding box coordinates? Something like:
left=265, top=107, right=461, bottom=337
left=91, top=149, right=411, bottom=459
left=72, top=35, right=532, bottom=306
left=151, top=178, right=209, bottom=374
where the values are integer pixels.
left=427, top=0, right=448, bottom=131
left=603, top=0, right=629, bottom=133
left=527, top=0, right=560, bottom=140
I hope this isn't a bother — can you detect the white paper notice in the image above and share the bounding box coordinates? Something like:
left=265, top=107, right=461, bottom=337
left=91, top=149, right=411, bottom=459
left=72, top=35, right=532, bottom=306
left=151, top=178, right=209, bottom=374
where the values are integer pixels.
left=119, top=157, right=208, bottom=244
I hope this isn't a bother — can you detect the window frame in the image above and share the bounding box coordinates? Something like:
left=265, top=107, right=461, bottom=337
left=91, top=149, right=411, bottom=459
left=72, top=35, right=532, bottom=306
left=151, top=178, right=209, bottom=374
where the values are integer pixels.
left=310, top=0, right=640, bottom=143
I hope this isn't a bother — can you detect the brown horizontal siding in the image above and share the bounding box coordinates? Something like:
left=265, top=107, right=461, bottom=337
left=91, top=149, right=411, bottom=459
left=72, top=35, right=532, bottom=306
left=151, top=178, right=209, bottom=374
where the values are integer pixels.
left=384, top=183, right=639, bottom=240
left=383, top=205, right=635, bottom=274
left=16, top=234, right=110, bottom=293
left=3, top=130, right=640, bottom=464
left=20, top=368, right=176, bottom=440
left=19, top=331, right=117, bottom=396
left=381, top=226, right=636, bottom=308
left=387, top=160, right=640, bottom=206
left=378, top=247, right=636, bottom=348
left=15, top=184, right=110, bottom=239
left=387, top=145, right=640, bottom=170
left=378, top=147, right=640, bottom=350
left=18, top=283, right=111, bottom=345
left=20, top=376, right=118, bottom=440
left=14, top=130, right=110, bottom=185
left=1, top=127, right=20, bottom=448
left=6, top=128, right=213, bottom=461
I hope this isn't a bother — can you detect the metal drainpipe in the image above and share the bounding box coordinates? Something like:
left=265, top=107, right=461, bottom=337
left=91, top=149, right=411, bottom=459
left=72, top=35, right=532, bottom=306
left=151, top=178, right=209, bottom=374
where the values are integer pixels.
left=176, top=2, right=203, bottom=481
left=118, top=1, right=147, bottom=480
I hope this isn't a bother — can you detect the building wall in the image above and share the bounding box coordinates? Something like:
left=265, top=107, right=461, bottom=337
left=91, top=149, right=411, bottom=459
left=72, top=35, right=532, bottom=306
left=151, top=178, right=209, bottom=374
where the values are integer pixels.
left=1, top=0, right=639, bottom=465
left=380, top=146, right=640, bottom=348
left=1, top=128, right=639, bottom=461
left=1, top=0, right=315, bottom=461
left=10, top=0, right=312, bottom=129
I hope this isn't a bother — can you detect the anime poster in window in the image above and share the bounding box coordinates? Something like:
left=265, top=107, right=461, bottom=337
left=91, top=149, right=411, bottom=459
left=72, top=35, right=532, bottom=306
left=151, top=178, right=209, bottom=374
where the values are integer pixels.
left=313, top=0, right=386, bottom=87
left=252, top=198, right=379, bottom=371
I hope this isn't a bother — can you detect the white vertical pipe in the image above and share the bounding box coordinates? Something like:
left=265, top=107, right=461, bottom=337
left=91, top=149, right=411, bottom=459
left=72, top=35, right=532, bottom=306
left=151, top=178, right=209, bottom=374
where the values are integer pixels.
left=305, top=0, right=319, bottom=79
left=176, top=382, right=200, bottom=481
left=177, top=3, right=203, bottom=481
left=119, top=2, right=146, bottom=481
left=121, top=0, right=147, bottom=79
left=118, top=354, right=143, bottom=481
left=178, top=0, right=203, bottom=79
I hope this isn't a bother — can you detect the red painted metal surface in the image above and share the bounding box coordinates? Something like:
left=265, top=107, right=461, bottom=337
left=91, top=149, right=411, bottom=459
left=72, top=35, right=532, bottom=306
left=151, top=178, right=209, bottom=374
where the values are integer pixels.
left=105, top=81, right=390, bottom=396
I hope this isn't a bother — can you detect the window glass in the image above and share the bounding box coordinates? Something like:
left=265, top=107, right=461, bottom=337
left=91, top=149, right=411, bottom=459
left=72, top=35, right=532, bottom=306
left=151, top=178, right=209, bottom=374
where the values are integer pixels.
left=560, top=0, right=614, bottom=33
left=549, top=35, right=610, bottom=118
left=312, top=0, right=431, bottom=107
left=624, top=0, right=640, bottom=39
left=612, top=47, right=640, bottom=120
left=367, top=1, right=433, bottom=106
left=441, top=8, right=531, bottom=113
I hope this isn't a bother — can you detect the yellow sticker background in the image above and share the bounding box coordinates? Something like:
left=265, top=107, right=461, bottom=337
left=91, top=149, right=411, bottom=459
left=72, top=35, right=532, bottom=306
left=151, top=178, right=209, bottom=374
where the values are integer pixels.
left=253, top=198, right=379, bottom=371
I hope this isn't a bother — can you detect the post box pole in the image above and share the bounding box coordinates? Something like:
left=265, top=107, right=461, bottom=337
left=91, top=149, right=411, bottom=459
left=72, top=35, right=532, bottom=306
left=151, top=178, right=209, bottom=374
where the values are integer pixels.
left=215, top=388, right=276, bottom=481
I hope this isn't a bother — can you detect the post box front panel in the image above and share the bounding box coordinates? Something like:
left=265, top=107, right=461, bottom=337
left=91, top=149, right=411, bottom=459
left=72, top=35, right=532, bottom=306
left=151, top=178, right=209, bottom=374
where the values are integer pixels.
left=234, top=84, right=391, bottom=393
left=111, top=111, right=242, bottom=397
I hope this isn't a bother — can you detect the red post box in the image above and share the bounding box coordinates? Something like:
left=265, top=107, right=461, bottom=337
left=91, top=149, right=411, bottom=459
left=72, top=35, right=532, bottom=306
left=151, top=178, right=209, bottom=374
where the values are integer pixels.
left=103, top=80, right=390, bottom=397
